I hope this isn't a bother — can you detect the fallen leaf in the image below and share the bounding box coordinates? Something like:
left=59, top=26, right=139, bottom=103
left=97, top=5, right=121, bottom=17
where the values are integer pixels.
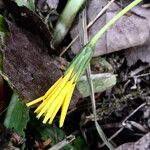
left=11, top=132, right=25, bottom=145
left=34, top=138, right=51, bottom=149
left=77, top=73, right=116, bottom=97
left=70, top=1, right=150, bottom=56
left=1, top=22, right=62, bottom=101
left=47, top=0, right=59, bottom=9
left=124, top=5, right=150, bottom=66
left=0, top=0, right=118, bottom=110
left=125, top=39, right=150, bottom=66
left=0, top=2, right=81, bottom=107
left=115, top=132, right=150, bottom=150
left=37, top=126, right=65, bottom=146
left=3, top=0, right=52, bottom=49
left=0, top=124, right=19, bottom=149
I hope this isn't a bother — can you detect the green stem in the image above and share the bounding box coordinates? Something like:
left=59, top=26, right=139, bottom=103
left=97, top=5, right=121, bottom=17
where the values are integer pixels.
left=53, top=0, right=86, bottom=48
left=89, top=0, right=142, bottom=47
left=66, top=0, right=142, bottom=82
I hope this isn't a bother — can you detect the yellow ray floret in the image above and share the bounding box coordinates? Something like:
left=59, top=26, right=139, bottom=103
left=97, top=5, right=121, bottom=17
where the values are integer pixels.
left=26, top=68, right=76, bottom=127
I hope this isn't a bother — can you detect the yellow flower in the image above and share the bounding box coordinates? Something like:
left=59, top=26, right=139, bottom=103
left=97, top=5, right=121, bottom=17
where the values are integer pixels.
left=26, top=68, right=78, bottom=127
left=27, top=45, right=93, bottom=127
left=26, top=0, right=142, bottom=127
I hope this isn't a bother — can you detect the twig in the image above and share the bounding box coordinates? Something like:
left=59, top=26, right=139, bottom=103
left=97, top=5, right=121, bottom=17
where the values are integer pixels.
left=99, top=127, right=124, bottom=148
left=131, top=72, right=150, bottom=78
left=129, top=65, right=149, bottom=77
left=87, top=0, right=115, bottom=28
left=48, top=135, right=75, bottom=150
left=116, top=1, right=146, bottom=19
left=122, top=102, right=146, bottom=124
left=80, top=8, right=114, bottom=150
left=59, top=0, right=115, bottom=57
left=100, top=102, right=146, bottom=147
left=126, top=121, right=148, bottom=133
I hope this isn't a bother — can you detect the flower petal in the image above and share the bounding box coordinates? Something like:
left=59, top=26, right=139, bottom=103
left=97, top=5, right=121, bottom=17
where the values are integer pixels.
left=59, top=81, right=76, bottom=127
left=35, top=68, right=74, bottom=120
left=35, top=76, right=69, bottom=118
left=26, top=96, right=44, bottom=107
left=43, top=84, right=68, bottom=124
left=44, top=76, right=63, bottom=98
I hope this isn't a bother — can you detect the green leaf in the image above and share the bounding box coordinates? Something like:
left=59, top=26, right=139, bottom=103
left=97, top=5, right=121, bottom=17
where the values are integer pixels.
left=61, top=137, right=85, bottom=150
left=0, top=15, right=8, bottom=44
left=71, top=137, right=85, bottom=149
left=0, top=15, right=8, bottom=32
left=91, top=57, right=113, bottom=72
left=27, top=0, right=35, bottom=11
left=37, top=125, right=65, bottom=146
left=4, top=94, right=29, bottom=137
left=15, top=0, right=35, bottom=11
left=77, top=73, right=116, bottom=97
left=37, top=124, right=85, bottom=149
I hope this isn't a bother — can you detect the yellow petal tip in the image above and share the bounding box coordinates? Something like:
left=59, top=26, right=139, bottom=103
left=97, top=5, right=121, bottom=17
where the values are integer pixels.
left=59, top=122, right=63, bottom=128
left=43, top=120, right=47, bottom=124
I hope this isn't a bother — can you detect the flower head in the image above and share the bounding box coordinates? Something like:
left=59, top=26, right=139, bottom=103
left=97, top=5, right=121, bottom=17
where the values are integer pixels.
left=26, top=0, right=142, bottom=128
left=26, top=45, right=93, bottom=127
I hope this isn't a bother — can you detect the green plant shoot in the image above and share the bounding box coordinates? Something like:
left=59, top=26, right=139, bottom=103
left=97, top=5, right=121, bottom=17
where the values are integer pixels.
left=27, top=0, right=142, bottom=128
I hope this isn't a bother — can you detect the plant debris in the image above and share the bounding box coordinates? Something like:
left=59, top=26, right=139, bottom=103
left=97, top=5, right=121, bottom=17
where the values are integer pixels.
left=1, top=22, right=62, bottom=101
left=70, top=0, right=149, bottom=56
left=0, top=0, right=150, bottom=149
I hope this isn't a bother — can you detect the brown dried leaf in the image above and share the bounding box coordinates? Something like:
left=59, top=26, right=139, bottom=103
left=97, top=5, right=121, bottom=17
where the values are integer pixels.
left=71, top=0, right=107, bottom=56
left=124, top=5, right=150, bottom=65
left=0, top=125, right=18, bottom=149
left=115, top=132, right=150, bottom=150
left=70, top=1, right=150, bottom=56
left=125, top=40, right=150, bottom=66
left=47, top=0, right=59, bottom=9
left=11, top=132, right=25, bottom=145
left=0, top=21, right=80, bottom=108
left=34, top=138, right=52, bottom=149
left=3, top=0, right=52, bottom=50
left=1, top=22, right=62, bottom=102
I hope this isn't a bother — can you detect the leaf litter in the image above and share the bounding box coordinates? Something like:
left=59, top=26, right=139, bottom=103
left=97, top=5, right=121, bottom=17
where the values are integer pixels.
left=70, top=0, right=149, bottom=56
left=0, top=0, right=150, bottom=149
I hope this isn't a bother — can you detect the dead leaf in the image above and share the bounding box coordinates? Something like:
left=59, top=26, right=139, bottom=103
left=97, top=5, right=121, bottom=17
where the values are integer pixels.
left=115, top=132, right=150, bottom=150
left=70, top=1, right=150, bottom=56
left=47, top=0, right=59, bottom=9
left=34, top=138, right=52, bottom=149
left=125, top=39, right=150, bottom=66
left=1, top=0, right=81, bottom=108
left=1, top=22, right=63, bottom=102
left=0, top=124, right=14, bottom=149
left=3, top=0, right=52, bottom=50
left=123, top=5, right=150, bottom=66
left=11, top=132, right=25, bottom=145
left=0, top=22, right=80, bottom=109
